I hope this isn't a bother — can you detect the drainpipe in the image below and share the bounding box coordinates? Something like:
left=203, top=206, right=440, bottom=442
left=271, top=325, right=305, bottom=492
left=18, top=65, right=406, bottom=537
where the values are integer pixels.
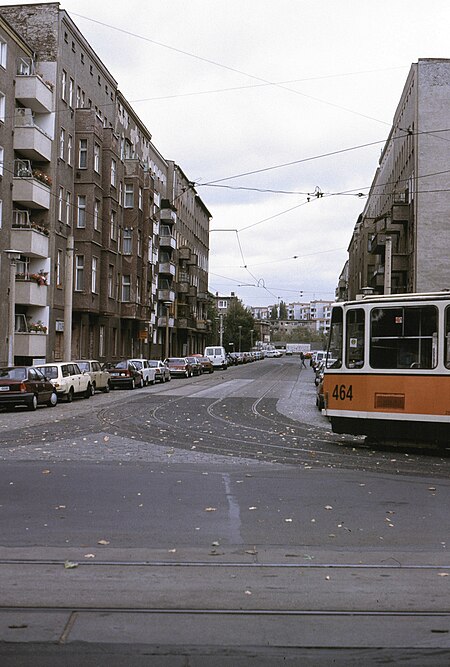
left=64, top=235, right=74, bottom=360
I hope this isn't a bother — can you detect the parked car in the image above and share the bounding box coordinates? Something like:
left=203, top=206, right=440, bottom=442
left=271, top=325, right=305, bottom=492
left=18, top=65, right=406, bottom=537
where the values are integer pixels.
left=0, top=366, right=58, bottom=411
left=74, top=360, right=111, bottom=393
left=35, top=362, right=93, bottom=402
left=164, top=357, right=193, bottom=378
left=104, top=360, right=144, bottom=390
left=186, top=356, right=203, bottom=376
left=316, top=376, right=325, bottom=411
left=129, top=359, right=156, bottom=386
left=204, top=346, right=227, bottom=370
left=148, top=360, right=171, bottom=383
left=193, top=355, right=214, bottom=373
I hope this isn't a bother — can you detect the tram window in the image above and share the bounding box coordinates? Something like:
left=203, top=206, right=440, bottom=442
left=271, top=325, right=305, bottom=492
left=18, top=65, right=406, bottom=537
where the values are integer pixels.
left=327, top=306, right=343, bottom=368
left=445, top=307, right=450, bottom=368
left=370, top=305, right=438, bottom=369
left=346, top=309, right=365, bottom=369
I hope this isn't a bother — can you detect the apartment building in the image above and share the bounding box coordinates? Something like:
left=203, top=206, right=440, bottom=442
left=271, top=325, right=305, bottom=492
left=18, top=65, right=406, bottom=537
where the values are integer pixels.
left=249, top=299, right=333, bottom=337
left=0, top=3, right=211, bottom=365
left=342, top=59, right=450, bottom=300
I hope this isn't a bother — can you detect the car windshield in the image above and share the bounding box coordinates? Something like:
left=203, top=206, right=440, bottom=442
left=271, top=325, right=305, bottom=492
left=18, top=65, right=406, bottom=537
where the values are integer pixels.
left=76, top=362, right=89, bottom=372
left=0, top=367, right=27, bottom=380
left=114, top=361, right=128, bottom=369
left=166, top=358, right=185, bottom=364
left=148, top=361, right=159, bottom=367
left=37, top=366, right=58, bottom=379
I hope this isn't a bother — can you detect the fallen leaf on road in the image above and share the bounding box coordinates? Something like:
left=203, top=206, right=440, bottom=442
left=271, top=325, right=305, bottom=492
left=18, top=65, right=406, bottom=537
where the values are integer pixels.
left=97, top=539, right=110, bottom=545
left=64, top=560, right=79, bottom=569
left=245, top=549, right=258, bottom=555
left=168, top=548, right=176, bottom=553
left=324, top=505, right=333, bottom=510
left=248, top=506, right=257, bottom=510
left=84, top=553, right=96, bottom=559
left=437, top=572, right=449, bottom=577
left=204, top=507, right=217, bottom=512
left=42, top=470, right=51, bottom=475
left=211, top=541, right=220, bottom=546
left=245, top=590, right=252, bottom=595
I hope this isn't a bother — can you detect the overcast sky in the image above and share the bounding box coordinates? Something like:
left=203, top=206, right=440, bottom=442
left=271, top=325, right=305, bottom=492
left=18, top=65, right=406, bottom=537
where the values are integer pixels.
left=9, top=1, right=450, bottom=306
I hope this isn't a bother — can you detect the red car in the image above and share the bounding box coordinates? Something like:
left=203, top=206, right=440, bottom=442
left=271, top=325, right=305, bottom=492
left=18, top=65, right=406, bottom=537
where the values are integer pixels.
left=164, top=357, right=193, bottom=378
left=0, top=366, right=58, bottom=411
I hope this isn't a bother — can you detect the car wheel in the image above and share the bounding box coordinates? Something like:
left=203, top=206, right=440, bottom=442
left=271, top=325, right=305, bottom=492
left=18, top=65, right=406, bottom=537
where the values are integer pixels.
left=84, top=383, right=92, bottom=399
left=137, top=377, right=144, bottom=389
left=166, top=375, right=171, bottom=382
left=66, top=388, right=74, bottom=403
left=130, top=378, right=135, bottom=390
left=28, top=394, right=38, bottom=411
left=103, top=382, right=111, bottom=393
left=47, top=392, right=58, bottom=407
left=150, top=379, right=155, bottom=385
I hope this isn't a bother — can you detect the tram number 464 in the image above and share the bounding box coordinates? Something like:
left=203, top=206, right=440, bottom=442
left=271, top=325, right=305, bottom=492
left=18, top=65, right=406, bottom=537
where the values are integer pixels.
left=332, top=384, right=353, bottom=401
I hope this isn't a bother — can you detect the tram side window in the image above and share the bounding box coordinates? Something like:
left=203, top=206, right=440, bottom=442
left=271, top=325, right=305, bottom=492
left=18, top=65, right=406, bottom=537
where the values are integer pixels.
left=370, top=305, right=438, bottom=369
left=327, top=306, right=343, bottom=368
left=445, top=307, right=450, bottom=368
left=346, top=309, right=365, bottom=369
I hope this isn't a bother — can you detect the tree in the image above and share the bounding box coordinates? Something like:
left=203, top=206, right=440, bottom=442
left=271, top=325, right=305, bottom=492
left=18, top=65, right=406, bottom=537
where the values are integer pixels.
left=270, top=305, right=278, bottom=319
left=206, top=296, right=219, bottom=345
left=223, top=298, right=255, bottom=352
left=279, top=300, right=288, bottom=320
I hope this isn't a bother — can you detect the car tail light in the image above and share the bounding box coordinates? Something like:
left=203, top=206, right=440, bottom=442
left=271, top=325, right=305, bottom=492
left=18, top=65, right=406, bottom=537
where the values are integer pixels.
left=19, top=382, right=27, bottom=393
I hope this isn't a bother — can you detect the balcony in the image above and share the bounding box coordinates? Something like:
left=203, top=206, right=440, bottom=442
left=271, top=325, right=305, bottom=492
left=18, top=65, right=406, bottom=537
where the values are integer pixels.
left=178, top=247, right=190, bottom=261
left=15, top=280, right=48, bottom=307
left=14, top=332, right=47, bottom=357
left=195, top=319, right=209, bottom=331
left=13, top=177, right=51, bottom=209
left=158, top=261, right=176, bottom=276
left=15, top=75, right=53, bottom=113
left=187, top=253, right=198, bottom=266
left=197, top=291, right=209, bottom=301
left=14, top=110, right=52, bottom=161
left=11, top=214, right=49, bottom=257
left=392, top=254, right=409, bottom=272
left=159, top=234, right=177, bottom=250
left=177, top=282, right=189, bottom=294
left=157, top=315, right=175, bottom=328
left=160, top=207, right=177, bottom=225
left=157, top=289, right=176, bottom=302
left=368, top=233, right=386, bottom=254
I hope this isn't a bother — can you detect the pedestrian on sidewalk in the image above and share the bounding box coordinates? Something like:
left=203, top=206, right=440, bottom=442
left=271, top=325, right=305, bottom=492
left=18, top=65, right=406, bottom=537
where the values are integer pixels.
left=300, top=351, right=307, bottom=368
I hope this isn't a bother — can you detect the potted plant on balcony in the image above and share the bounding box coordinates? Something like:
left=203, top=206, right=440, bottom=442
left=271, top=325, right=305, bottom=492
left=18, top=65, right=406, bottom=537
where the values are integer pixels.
left=28, top=320, right=47, bottom=334
left=30, top=271, right=48, bottom=286
left=32, top=169, right=52, bottom=187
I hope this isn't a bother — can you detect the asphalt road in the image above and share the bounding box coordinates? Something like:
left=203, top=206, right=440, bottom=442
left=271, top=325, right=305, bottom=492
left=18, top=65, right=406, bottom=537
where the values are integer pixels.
left=0, top=357, right=449, bottom=665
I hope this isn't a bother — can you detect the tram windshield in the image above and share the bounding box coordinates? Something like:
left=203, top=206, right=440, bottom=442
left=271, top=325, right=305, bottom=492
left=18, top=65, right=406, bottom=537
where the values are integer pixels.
left=370, top=305, right=438, bottom=369
left=327, top=306, right=343, bottom=368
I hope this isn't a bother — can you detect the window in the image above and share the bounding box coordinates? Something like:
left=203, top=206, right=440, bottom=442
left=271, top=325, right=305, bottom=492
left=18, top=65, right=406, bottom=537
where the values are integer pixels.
left=136, top=276, right=141, bottom=303
left=122, top=228, right=132, bottom=254
left=78, top=139, right=87, bottom=168
left=124, top=183, right=134, bottom=208
left=0, top=146, right=4, bottom=175
left=110, top=210, right=117, bottom=240
left=76, top=86, right=81, bottom=108
left=121, top=275, right=131, bottom=302
left=69, top=78, right=74, bottom=107
left=345, top=309, right=365, bottom=369
left=66, top=191, right=72, bottom=225
left=76, top=195, right=86, bottom=228
left=108, top=265, right=114, bottom=298
left=67, top=134, right=73, bottom=165
left=56, top=249, right=63, bottom=286
left=0, top=199, right=2, bottom=229
left=58, top=187, right=64, bottom=221
left=138, top=187, right=143, bottom=210
left=118, top=181, right=123, bottom=206
left=218, top=300, right=227, bottom=309
left=0, top=39, right=6, bottom=68
left=61, top=69, right=67, bottom=101
left=99, top=324, right=105, bottom=357
left=94, top=143, right=100, bottom=172
left=328, top=306, right=343, bottom=369
left=110, top=159, right=116, bottom=187
left=93, top=199, right=100, bottom=230
left=445, top=308, right=450, bottom=368
left=91, top=256, right=98, bottom=293
left=370, top=305, right=438, bottom=369
left=59, top=128, right=65, bottom=160
left=0, top=92, right=5, bottom=123
left=137, top=230, right=142, bottom=256
left=75, top=255, right=84, bottom=291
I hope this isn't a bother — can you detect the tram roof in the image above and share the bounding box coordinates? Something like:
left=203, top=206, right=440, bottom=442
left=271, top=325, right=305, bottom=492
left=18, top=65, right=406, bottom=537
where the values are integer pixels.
left=336, top=290, right=450, bottom=308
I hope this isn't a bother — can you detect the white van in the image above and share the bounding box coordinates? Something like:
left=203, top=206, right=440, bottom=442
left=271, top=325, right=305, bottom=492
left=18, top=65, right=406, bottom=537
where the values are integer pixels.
left=204, top=346, right=228, bottom=370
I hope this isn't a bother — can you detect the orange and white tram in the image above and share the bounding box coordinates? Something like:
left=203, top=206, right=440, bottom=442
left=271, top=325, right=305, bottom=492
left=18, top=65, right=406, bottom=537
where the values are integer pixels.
left=322, top=291, right=450, bottom=443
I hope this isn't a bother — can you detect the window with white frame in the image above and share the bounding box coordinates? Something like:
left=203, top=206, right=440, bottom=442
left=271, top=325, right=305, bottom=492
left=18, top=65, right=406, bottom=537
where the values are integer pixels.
left=138, top=186, right=143, bottom=210
left=0, top=146, right=3, bottom=176
left=137, top=229, right=142, bottom=256
left=56, top=249, right=63, bottom=286
left=110, top=210, right=117, bottom=240
left=75, top=255, right=84, bottom=291
left=58, top=187, right=64, bottom=221
left=69, top=77, right=74, bottom=108
left=99, top=324, right=105, bottom=357
left=76, top=86, right=81, bottom=108
left=76, top=195, right=86, bottom=228
left=0, top=200, right=2, bottom=229
left=59, top=127, right=65, bottom=160
left=110, top=159, right=116, bottom=187
left=66, top=191, right=72, bottom=225
left=67, top=134, right=73, bottom=166
left=136, top=276, right=141, bottom=303
left=121, top=274, right=131, bottom=302
left=118, top=181, right=123, bottom=206
left=108, top=265, right=114, bottom=298
left=122, top=228, right=132, bottom=254
left=93, top=199, right=100, bottom=230
left=124, top=183, right=134, bottom=207
left=78, top=138, right=87, bottom=168
left=91, top=256, right=98, bottom=293
left=0, top=39, right=6, bottom=68
left=94, top=143, right=100, bottom=172
left=61, top=69, right=67, bottom=101
left=0, top=92, right=5, bottom=123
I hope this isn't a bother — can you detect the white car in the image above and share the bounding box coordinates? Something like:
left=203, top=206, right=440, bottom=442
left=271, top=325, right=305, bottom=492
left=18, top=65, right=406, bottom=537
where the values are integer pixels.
left=36, top=362, right=93, bottom=402
left=129, top=359, right=157, bottom=386
left=74, top=360, right=111, bottom=393
left=148, top=360, right=171, bottom=383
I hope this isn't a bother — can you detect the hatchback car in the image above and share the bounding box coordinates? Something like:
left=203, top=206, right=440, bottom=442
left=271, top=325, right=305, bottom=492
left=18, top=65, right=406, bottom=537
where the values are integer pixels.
left=148, top=360, right=171, bottom=383
left=186, top=356, right=203, bottom=376
left=74, top=360, right=111, bottom=393
left=36, top=362, right=93, bottom=402
left=0, top=366, right=58, bottom=411
left=104, top=360, right=144, bottom=390
left=129, top=359, right=156, bottom=386
left=164, top=357, right=193, bottom=378
left=193, top=355, right=214, bottom=374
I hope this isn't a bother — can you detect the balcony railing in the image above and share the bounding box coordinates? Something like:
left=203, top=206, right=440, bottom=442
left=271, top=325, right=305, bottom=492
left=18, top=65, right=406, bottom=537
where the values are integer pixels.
left=14, top=109, right=52, bottom=161
left=15, top=73, right=53, bottom=114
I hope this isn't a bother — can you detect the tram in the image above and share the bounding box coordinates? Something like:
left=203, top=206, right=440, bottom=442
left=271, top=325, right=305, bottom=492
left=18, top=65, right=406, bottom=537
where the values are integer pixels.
left=322, top=291, right=450, bottom=443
